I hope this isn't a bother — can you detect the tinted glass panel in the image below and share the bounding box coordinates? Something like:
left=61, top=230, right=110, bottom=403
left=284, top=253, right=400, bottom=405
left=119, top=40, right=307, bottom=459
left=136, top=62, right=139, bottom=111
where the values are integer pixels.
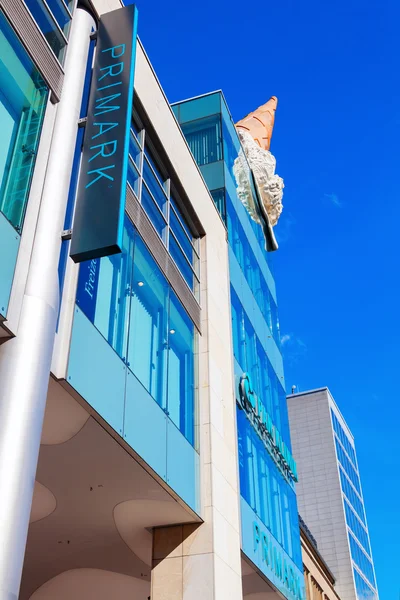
left=127, top=235, right=168, bottom=408
left=167, top=291, right=195, bottom=445
left=0, top=11, right=48, bottom=232
left=142, top=183, right=167, bottom=241
left=24, top=0, right=68, bottom=62
left=169, top=234, right=194, bottom=292
left=127, top=158, right=140, bottom=196
left=181, top=114, right=222, bottom=166
left=129, top=132, right=141, bottom=168
left=143, top=156, right=167, bottom=213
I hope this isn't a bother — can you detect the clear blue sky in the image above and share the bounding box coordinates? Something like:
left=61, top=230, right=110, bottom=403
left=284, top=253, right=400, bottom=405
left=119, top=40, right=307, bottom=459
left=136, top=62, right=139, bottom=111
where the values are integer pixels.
left=135, top=1, right=399, bottom=597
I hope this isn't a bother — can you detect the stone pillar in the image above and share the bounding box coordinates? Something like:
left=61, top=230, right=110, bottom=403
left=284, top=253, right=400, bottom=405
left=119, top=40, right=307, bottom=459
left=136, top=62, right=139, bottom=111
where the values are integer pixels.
left=151, top=232, right=243, bottom=600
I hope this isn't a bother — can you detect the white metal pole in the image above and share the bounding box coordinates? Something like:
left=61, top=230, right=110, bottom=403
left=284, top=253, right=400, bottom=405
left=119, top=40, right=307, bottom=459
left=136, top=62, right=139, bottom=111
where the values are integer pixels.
left=0, top=9, right=95, bottom=599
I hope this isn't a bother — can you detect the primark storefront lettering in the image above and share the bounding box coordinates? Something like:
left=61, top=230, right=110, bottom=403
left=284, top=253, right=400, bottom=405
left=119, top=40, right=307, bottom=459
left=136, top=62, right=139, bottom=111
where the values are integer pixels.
left=238, top=373, right=298, bottom=483
left=71, top=4, right=138, bottom=263
left=253, top=522, right=304, bottom=600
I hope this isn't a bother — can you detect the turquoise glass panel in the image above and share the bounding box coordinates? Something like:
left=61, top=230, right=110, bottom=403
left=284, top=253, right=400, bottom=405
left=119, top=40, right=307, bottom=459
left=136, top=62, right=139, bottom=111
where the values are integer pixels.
left=174, top=93, right=221, bottom=124
left=166, top=419, right=199, bottom=512
left=240, top=497, right=305, bottom=600
left=237, top=406, right=302, bottom=569
left=167, top=290, right=195, bottom=446
left=181, top=114, right=223, bottom=166
left=124, top=369, right=167, bottom=479
left=199, top=161, right=225, bottom=192
left=68, top=307, right=126, bottom=435
left=127, top=234, right=169, bottom=409
left=0, top=212, right=20, bottom=317
left=76, top=217, right=134, bottom=359
left=0, top=11, right=48, bottom=232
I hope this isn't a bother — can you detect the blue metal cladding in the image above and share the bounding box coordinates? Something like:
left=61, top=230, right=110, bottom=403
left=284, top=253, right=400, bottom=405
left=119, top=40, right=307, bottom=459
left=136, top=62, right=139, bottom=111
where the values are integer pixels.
left=70, top=4, right=138, bottom=263
left=173, top=92, right=304, bottom=599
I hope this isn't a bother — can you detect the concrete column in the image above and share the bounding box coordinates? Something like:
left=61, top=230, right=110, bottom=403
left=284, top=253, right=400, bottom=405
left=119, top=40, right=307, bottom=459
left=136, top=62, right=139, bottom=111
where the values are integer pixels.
left=0, top=10, right=95, bottom=600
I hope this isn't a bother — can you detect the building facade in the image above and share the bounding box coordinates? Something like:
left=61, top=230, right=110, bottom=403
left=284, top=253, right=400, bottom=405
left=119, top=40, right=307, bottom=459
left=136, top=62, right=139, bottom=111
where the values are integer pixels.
left=0, top=2, right=303, bottom=600
left=173, top=93, right=304, bottom=600
left=299, top=515, right=342, bottom=600
left=287, top=389, right=378, bottom=600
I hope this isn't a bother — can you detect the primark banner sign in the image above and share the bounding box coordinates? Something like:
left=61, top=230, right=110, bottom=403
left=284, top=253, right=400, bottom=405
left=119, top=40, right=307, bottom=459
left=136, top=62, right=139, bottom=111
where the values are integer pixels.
left=70, top=4, right=138, bottom=263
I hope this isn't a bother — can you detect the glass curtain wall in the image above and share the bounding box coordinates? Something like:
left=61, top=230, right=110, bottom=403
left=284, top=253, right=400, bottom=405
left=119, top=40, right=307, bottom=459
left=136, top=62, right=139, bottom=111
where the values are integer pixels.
left=76, top=217, right=197, bottom=447
left=0, top=11, right=48, bottom=232
left=237, top=407, right=302, bottom=568
left=23, top=0, right=74, bottom=63
left=173, top=92, right=303, bottom=577
left=128, top=113, right=200, bottom=300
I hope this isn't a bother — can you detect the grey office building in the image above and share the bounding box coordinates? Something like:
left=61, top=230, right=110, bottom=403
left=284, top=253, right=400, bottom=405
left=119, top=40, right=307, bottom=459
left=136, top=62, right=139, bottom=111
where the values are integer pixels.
left=287, top=388, right=378, bottom=600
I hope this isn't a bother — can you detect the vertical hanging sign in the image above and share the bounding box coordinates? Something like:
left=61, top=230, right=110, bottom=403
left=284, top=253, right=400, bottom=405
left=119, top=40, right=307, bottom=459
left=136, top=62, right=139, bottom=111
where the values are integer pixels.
left=70, top=4, right=138, bottom=263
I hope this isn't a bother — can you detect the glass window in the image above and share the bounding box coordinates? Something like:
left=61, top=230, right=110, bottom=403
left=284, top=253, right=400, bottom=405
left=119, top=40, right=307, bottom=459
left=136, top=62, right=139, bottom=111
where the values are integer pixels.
left=141, top=183, right=167, bottom=242
left=353, top=568, right=377, bottom=600
left=331, top=409, right=357, bottom=466
left=0, top=11, right=48, bottom=232
left=23, top=0, right=69, bottom=63
left=244, top=314, right=258, bottom=394
left=271, top=472, right=283, bottom=544
left=335, top=437, right=362, bottom=494
left=170, top=195, right=193, bottom=240
left=76, top=222, right=198, bottom=447
left=129, top=131, right=141, bottom=168
left=143, top=155, right=167, bottom=214
left=339, top=467, right=365, bottom=523
left=236, top=404, right=302, bottom=569
left=181, top=114, right=223, bottom=166
left=344, top=498, right=371, bottom=555
left=127, top=157, right=140, bottom=196
left=169, top=234, right=195, bottom=293
left=258, top=443, right=272, bottom=529
left=131, top=112, right=142, bottom=140
left=170, top=206, right=194, bottom=265
left=237, top=406, right=256, bottom=510
left=349, top=533, right=376, bottom=587
left=231, top=288, right=245, bottom=369
left=127, top=235, right=169, bottom=409
left=144, top=143, right=165, bottom=186
left=210, top=188, right=226, bottom=222
left=76, top=217, right=134, bottom=358
left=167, top=291, right=196, bottom=445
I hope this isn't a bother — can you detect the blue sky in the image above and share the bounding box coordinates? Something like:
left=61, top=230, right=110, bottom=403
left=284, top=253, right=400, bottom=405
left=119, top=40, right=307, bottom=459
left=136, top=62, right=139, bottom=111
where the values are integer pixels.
left=135, top=1, right=398, bottom=597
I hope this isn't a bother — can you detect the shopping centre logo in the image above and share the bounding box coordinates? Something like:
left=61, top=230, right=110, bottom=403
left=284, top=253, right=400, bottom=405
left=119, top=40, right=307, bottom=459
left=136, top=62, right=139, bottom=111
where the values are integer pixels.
left=238, top=372, right=298, bottom=483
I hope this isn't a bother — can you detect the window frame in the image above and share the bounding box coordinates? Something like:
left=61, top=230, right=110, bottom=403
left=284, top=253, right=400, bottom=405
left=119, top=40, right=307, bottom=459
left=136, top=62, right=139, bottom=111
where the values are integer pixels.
left=127, top=109, right=201, bottom=301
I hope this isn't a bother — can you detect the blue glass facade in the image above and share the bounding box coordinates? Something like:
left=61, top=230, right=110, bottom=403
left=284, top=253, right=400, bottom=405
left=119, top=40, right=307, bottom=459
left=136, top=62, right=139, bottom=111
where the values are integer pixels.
left=173, top=92, right=304, bottom=600
left=23, top=0, right=74, bottom=63
left=331, top=409, right=378, bottom=600
left=66, top=90, right=200, bottom=512
left=0, top=9, right=48, bottom=318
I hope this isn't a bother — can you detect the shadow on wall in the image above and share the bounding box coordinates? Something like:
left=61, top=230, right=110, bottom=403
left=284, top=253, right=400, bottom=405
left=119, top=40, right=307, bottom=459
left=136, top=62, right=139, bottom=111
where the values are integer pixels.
left=29, top=569, right=150, bottom=600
